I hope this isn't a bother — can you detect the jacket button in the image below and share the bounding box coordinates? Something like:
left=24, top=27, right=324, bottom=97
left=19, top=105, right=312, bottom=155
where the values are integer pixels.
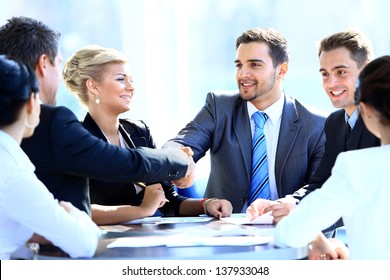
left=168, top=170, right=179, bottom=177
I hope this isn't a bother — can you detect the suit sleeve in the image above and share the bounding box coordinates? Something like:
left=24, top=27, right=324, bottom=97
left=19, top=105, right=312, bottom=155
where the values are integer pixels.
left=49, top=106, right=188, bottom=183
left=164, top=92, right=216, bottom=162
left=137, top=119, right=188, bottom=215
left=292, top=117, right=331, bottom=201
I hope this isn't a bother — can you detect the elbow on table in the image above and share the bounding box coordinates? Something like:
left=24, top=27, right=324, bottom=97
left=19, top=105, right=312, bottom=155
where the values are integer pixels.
left=67, top=229, right=102, bottom=259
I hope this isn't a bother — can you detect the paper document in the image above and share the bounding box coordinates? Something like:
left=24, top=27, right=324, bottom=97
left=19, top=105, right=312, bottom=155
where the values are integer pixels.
left=220, top=213, right=273, bottom=225
left=107, top=234, right=185, bottom=248
left=106, top=233, right=273, bottom=248
left=124, top=216, right=214, bottom=225
left=165, top=235, right=273, bottom=247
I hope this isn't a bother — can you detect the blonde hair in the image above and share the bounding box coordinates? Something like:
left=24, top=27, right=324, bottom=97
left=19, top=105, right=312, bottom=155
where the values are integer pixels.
left=62, top=45, right=128, bottom=106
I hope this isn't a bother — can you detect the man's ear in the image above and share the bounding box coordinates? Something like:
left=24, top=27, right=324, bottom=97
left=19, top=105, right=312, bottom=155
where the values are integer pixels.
left=36, top=54, right=49, bottom=77
left=278, top=62, right=288, bottom=78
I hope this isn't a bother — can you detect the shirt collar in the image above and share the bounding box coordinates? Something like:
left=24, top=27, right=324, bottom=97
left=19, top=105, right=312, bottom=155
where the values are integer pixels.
left=247, top=94, right=285, bottom=125
left=345, top=108, right=359, bottom=129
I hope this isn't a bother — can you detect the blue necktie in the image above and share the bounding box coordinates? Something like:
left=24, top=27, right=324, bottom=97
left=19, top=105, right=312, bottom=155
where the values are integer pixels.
left=247, top=112, right=270, bottom=205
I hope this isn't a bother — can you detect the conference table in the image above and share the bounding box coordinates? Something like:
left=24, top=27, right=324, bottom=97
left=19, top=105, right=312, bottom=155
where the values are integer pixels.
left=31, top=214, right=307, bottom=260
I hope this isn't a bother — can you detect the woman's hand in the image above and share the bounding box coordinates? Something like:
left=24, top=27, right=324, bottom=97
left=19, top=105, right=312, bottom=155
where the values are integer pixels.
left=139, top=183, right=168, bottom=216
left=308, top=234, right=349, bottom=260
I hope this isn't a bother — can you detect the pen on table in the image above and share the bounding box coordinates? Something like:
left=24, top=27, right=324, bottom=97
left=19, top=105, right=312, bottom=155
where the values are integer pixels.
left=134, top=182, right=147, bottom=189
left=134, top=182, right=170, bottom=203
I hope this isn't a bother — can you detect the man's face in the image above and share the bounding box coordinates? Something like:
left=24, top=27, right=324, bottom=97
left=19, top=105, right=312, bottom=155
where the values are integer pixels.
left=235, top=42, right=280, bottom=107
left=319, top=47, right=362, bottom=115
left=42, top=50, right=63, bottom=105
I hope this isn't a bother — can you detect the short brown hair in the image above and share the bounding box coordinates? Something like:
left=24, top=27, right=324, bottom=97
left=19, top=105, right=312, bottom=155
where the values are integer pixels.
left=236, top=27, right=289, bottom=68
left=318, top=30, right=373, bottom=69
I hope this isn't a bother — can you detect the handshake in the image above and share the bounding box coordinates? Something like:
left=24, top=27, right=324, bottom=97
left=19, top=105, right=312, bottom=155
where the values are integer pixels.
left=173, top=146, right=196, bottom=188
left=160, top=142, right=196, bottom=189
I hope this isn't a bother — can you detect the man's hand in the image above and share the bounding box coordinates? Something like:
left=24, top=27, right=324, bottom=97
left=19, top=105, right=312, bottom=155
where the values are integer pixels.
left=180, top=146, right=194, bottom=157
left=247, top=199, right=296, bottom=224
left=181, top=146, right=195, bottom=176
left=246, top=198, right=272, bottom=221
left=172, top=146, right=195, bottom=188
left=264, top=202, right=296, bottom=223
left=172, top=173, right=195, bottom=189
left=204, top=199, right=233, bottom=219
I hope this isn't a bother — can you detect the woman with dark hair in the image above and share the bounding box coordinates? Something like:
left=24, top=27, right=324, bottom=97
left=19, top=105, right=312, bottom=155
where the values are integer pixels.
left=0, top=55, right=101, bottom=260
left=273, top=55, right=390, bottom=260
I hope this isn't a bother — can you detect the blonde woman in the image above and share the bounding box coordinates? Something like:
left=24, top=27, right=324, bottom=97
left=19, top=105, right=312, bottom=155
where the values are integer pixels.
left=63, top=45, right=232, bottom=225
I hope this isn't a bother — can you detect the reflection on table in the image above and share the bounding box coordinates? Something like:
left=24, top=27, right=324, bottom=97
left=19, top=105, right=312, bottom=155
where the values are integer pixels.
left=34, top=215, right=307, bottom=260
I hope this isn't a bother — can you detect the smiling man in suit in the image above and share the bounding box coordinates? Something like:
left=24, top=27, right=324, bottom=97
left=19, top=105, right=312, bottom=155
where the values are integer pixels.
left=165, top=27, right=327, bottom=213
left=247, top=30, right=380, bottom=224
left=0, top=16, right=195, bottom=215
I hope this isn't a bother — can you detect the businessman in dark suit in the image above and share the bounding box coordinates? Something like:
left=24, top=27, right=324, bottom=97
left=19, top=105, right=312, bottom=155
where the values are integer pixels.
left=165, top=28, right=327, bottom=213
left=0, top=17, right=194, bottom=214
left=247, top=30, right=380, bottom=223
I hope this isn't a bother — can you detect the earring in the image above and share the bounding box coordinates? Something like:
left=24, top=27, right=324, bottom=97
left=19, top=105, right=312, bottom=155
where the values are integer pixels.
left=25, top=113, right=39, bottom=130
left=95, top=97, right=100, bottom=104
left=25, top=116, right=35, bottom=129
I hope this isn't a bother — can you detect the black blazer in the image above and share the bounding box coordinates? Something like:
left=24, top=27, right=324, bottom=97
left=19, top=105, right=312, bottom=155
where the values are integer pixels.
left=294, top=109, right=380, bottom=200
left=82, top=113, right=186, bottom=216
left=20, top=105, right=188, bottom=214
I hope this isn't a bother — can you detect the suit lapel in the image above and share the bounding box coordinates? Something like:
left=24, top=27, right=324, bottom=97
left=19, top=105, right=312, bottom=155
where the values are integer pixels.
left=275, top=96, right=300, bottom=188
left=118, top=124, right=136, bottom=148
left=84, top=114, right=140, bottom=150
left=82, top=113, right=108, bottom=142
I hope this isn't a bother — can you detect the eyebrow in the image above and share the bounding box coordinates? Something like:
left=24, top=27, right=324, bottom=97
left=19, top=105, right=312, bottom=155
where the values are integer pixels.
left=234, top=59, right=265, bottom=64
left=319, top=64, right=351, bottom=72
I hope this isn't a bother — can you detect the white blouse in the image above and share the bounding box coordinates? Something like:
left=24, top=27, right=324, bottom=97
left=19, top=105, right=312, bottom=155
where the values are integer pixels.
left=274, top=145, right=390, bottom=259
left=0, top=130, right=101, bottom=259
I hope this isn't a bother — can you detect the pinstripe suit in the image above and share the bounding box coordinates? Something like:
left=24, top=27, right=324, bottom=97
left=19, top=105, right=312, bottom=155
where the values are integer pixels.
left=165, top=91, right=327, bottom=212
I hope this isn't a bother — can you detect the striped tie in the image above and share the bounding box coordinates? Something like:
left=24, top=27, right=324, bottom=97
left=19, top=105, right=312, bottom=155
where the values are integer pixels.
left=247, top=111, right=270, bottom=205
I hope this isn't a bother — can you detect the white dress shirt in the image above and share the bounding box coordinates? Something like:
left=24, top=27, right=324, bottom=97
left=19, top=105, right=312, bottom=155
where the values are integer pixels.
left=0, top=130, right=101, bottom=259
left=247, top=95, right=284, bottom=200
left=274, top=145, right=390, bottom=259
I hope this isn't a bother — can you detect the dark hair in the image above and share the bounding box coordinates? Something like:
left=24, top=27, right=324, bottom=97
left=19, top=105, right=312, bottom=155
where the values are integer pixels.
left=0, top=55, right=39, bottom=126
left=0, top=16, right=61, bottom=70
left=235, top=27, right=289, bottom=68
left=355, top=55, right=390, bottom=125
left=318, top=30, right=373, bottom=69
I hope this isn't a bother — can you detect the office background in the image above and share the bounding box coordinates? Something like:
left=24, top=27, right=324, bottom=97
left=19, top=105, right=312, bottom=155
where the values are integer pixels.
left=1, top=0, right=389, bottom=195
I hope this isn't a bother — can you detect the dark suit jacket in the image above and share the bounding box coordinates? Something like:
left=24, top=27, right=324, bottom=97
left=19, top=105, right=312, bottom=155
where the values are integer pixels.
left=21, top=105, right=188, bottom=214
left=165, top=91, right=327, bottom=212
left=82, top=113, right=186, bottom=216
left=293, top=108, right=380, bottom=200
